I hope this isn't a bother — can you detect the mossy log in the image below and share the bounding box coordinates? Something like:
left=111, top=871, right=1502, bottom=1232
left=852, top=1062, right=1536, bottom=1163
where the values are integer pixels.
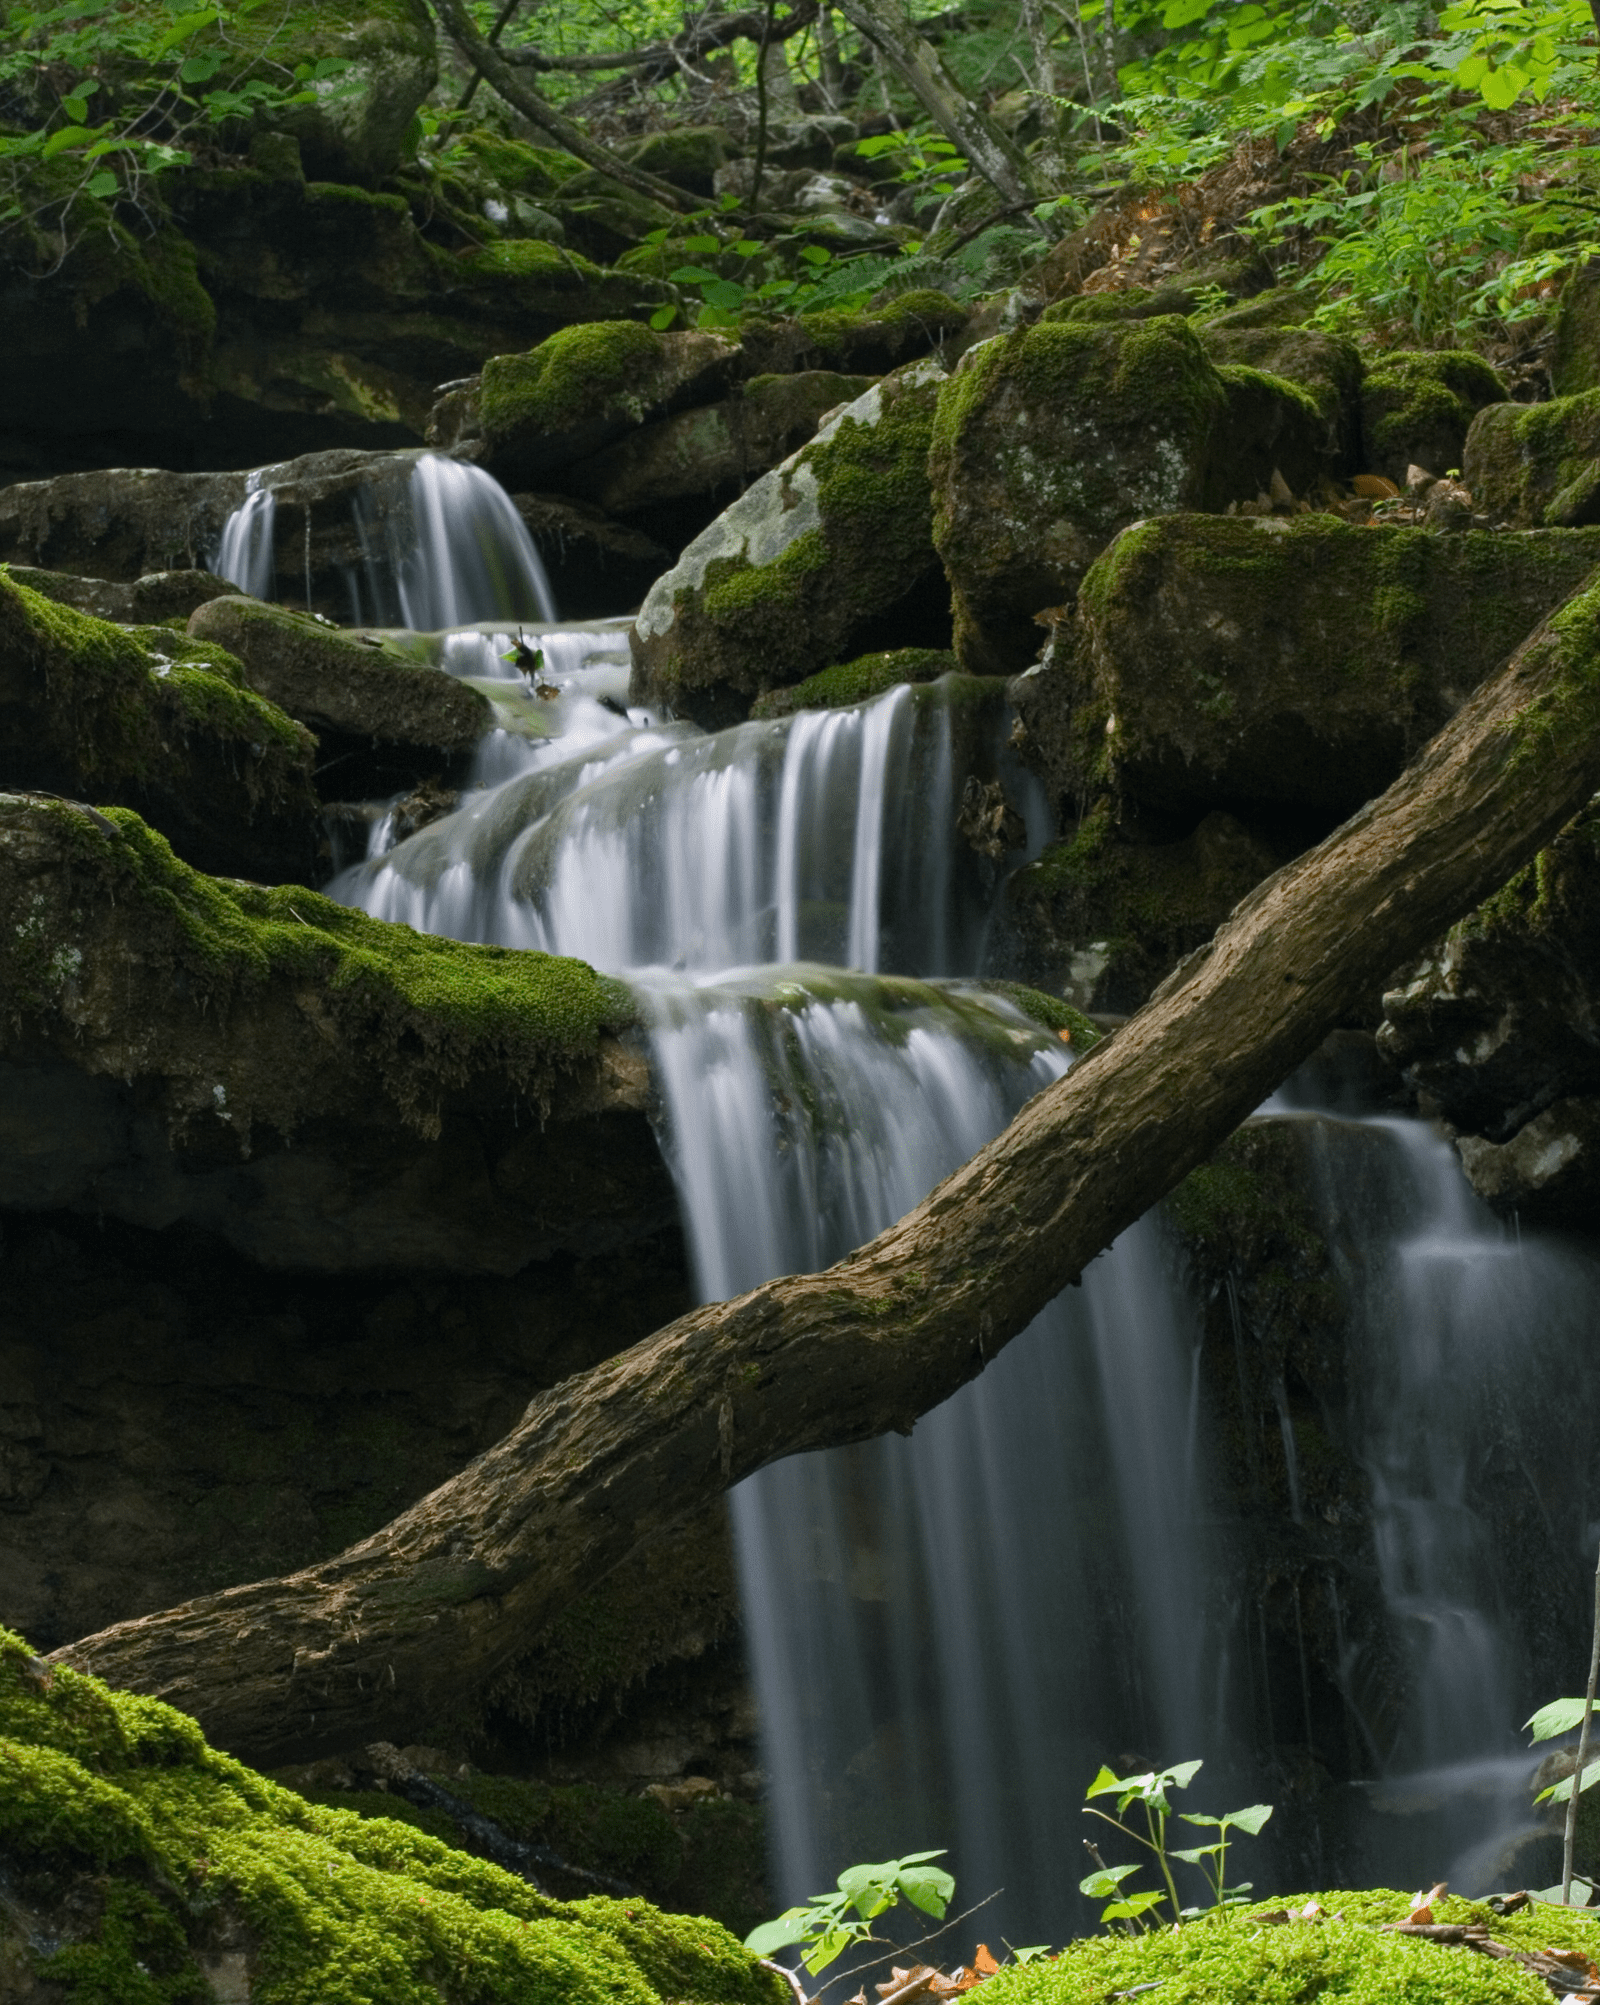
left=54, top=568, right=1600, bottom=1764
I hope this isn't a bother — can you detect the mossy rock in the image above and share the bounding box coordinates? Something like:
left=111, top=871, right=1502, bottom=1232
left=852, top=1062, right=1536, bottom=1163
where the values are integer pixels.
left=131, top=0, right=439, bottom=182
left=750, top=647, right=958, bottom=717
left=442, top=132, right=587, bottom=204
left=929, top=315, right=1329, bottom=677
left=1042, top=257, right=1271, bottom=328
left=629, top=361, right=952, bottom=726
left=983, top=1889, right=1599, bottom=2003
left=1199, top=319, right=1363, bottom=466
left=562, top=369, right=877, bottom=519
left=186, top=597, right=493, bottom=795
left=624, top=127, right=734, bottom=198
left=1023, top=512, right=1600, bottom=823
left=553, top=177, right=683, bottom=263
left=5, top=565, right=236, bottom=627
left=0, top=1626, right=783, bottom=2004
left=999, top=797, right=1288, bottom=1012
left=0, top=567, right=318, bottom=882
left=1360, top=348, right=1506, bottom=485
left=1552, top=259, right=1600, bottom=397
left=737, top=290, right=969, bottom=377
left=480, top=323, right=739, bottom=487
left=1465, top=388, right=1600, bottom=529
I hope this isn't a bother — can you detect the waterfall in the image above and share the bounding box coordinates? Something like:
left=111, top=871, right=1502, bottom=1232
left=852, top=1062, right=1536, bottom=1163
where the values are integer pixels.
left=212, top=472, right=276, bottom=598
left=325, top=506, right=1600, bottom=1939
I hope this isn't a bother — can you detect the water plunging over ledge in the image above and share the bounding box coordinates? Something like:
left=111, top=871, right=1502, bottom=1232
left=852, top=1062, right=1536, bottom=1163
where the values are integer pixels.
left=319, top=470, right=1600, bottom=1942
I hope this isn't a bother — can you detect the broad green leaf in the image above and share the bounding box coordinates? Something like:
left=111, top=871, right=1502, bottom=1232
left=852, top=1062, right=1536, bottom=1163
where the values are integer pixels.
left=700, top=277, right=747, bottom=312
left=1479, top=62, right=1527, bottom=107
left=1526, top=1698, right=1588, bottom=1741
left=648, top=303, right=678, bottom=330
left=41, top=124, right=96, bottom=157
left=180, top=52, right=222, bottom=82
left=1170, top=1844, right=1221, bottom=1864
left=679, top=234, right=721, bottom=253
left=62, top=95, right=89, bottom=121
left=1102, top=1890, right=1167, bottom=1922
left=744, top=1911, right=813, bottom=1955
left=897, top=1864, right=955, bottom=1917
left=669, top=264, right=719, bottom=283
left=85, top=170, right=119, bottom=197
left=1011, top=1947, right=1052, bottom=1963
left=798, top=244, right=831, bottom=264
left=1165, top=1760, right=1204, bottom=1790
left=1535, top=1755, right=1600, bottom=1804
left=1180, top=1812, right=1225, bottom=1829
left=1225, top=1803, right=1274, bottom=1835
left=1079, top=1865, right=1141, bottom=1898
left=1085, top=1765, right=1129, bottom=1800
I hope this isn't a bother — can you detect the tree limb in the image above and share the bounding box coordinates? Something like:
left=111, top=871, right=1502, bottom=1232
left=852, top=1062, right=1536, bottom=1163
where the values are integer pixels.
left=830, top=0, right=1050, bottom=210
left=499, top=1, right=817, bottom=76
left=52, top=572, right=1600, bottom=1765
left=424, top=0, right=695, bottom=209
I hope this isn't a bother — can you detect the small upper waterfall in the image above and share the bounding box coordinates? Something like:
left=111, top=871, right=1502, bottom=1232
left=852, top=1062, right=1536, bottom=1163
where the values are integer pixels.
left=213, top=472, right=276, bottom=599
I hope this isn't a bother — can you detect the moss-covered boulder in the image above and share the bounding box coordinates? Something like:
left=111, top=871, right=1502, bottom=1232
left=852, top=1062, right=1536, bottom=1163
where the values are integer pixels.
left=187, top=597, right=493, bottom=794
left=0, top=1626, right=782, bottom=2005
left=750, top=646, right=959, bottom=717
left=629, top=360, right=952, bottom=726
left=999, top=797, right=1288, bottom=1012
left=736, top=290, right=970, bottom=377
left=1199, top=315, right=1364, bottom=467
left=562, top=369, right=877, bottom=523
left=623, top=127, right=735, bottom=198
left=1378, top=799, right=1600, bottom=1225
left=1016, top=513, right=1600, bottom=823
left=1552, top=259, right=1600, bottom=397
left=929, top=316, right=1329, bottom=676
left=1464, top=389, right=1600, bottom=528
left=0, top=796, right=666, bottom=1272
left=1360, top=348, right=1506, bottom=484
left=0, top=569, right=318, bottom=881
left=479, top=324, right=740, bottom=488
left=3, top=564, right=236, bottom=627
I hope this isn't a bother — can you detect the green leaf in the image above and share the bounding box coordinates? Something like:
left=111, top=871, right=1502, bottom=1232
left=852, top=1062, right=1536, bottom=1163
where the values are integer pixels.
left=1165, top=1761, right=1204, bottom=1791
left=1011, top=1947, right=1052, bottom=1964
left=1224, top=1803, right=1273, bottom=1835
left=180, top=51, right=222, bottom=82
left=699, top=277, right=746, bottom=312
left=1080, top=1865, right=1141, bottom=1898
left=1479, top=62, right=1527, bottom=107
left=85, top=170, right=119, bottom=197
left=669, top=264, right=719, bottom=283
left=41, top=124, right=96, bottom=158
left=649, top=303, right=678, bottom=330
left=744, top=1912, right=813, bottom=1956
left=798, top=244, right=832, bottom=264
left=1536, top=1755, right=1600, bottom=1805
left=1526, top=1699, right=1589, bottom=1742
left=897, top=1865, right=954, bottom=1918
left=1085, top=1766, right=1127, bottom=1801
left=679, top=234, right=722, bottom=253
left=1102, top=1890, right=1167, bottom=1923
left=1170, top=1845, right=1221, bottom=1865
left=62, top=94, right=89, bottom=122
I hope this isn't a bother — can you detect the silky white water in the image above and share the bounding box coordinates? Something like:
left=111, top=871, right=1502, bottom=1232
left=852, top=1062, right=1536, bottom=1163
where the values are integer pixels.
left=319, top=462, right=1600, bottom=1939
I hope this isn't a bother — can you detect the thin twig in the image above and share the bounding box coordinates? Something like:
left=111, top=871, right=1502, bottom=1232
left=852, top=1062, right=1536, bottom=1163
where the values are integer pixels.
left=812, top=1890, right=1004, bottom=1999
left=1562, top=1537, right=1600, bottom=1903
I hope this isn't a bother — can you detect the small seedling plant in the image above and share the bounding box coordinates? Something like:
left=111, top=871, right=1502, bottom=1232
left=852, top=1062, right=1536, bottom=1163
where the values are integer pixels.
left=1079, top=1759, right=1272, bottom=1930
left=744, top=1849, right=955, bottom=1975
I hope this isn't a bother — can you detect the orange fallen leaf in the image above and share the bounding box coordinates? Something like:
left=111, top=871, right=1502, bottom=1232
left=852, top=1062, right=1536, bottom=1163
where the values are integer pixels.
left=1352, top=473, right=1401, bottom=499
left=974, top=1946, right=1000, bottom=1975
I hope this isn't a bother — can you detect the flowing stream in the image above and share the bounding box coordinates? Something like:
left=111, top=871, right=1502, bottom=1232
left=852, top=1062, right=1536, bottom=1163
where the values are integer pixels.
left=220, top=455, right=1600, bottom=1939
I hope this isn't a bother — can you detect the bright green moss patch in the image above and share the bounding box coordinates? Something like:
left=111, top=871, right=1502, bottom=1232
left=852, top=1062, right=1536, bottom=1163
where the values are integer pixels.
left=1361, top=347, right=1505, bottom=481
left=750, top=648, right=958, bottom=717
left=0, top=1627, right=782, bottom=2005
left=977, top=981, right=1100, bottom=1048
left=984, top=1894, right=1562, bottom=2004
left=481, top=320, right=662, bottom=441
left=0, top=796, right=636, bottom=1131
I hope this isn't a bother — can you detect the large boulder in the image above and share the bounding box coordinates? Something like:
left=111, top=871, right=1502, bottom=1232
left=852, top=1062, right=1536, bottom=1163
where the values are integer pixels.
left=1465, top=390, right=1600, bottom=529
left=1378, top=799, right=1600, bottom=1226
left=1552, top=261, right=1600, bottom=398
left=628, top=360, right=951, bottom=726
left=477, top=324, right=740, bottom=487
left=0, top=570, right=317, bottom=881
left=0, top=796, right=664, bottom=1273
left=561, top=370, right=877, bottom=523
left=1361, top=349, right=1505, bottom=485
left=2, top=564, right=235, bottom=626
left=928, top=315, right=1329, bottom=676
left=187, top=596, right=493, bottom=794
left=1199, top=313, right=1363, bottom=468
left=1012, top=513, right=1600, bottom=825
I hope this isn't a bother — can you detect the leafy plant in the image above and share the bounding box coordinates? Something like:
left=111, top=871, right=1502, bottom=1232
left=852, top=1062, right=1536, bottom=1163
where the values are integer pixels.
left=1080, top=1760, right=1272, bottom=1930
left=744, top=1849, right=955, bottom=1975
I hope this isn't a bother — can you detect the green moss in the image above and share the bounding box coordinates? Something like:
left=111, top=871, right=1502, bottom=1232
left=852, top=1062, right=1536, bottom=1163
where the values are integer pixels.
left=0, top=570, right=313, bottom=811
left=1504, top=571, right=1600, bottom=774
left=623, top=127, right=730, bottom=195
left=0, top=1628, right=781, bottom=2005
left=0, top=797, right=636, bottom=1128
left=750, top=648, right=958, bottom=717
left=977, top=981, right=1101, bottom=1047
left=447, top=133, right=585, bottom=200
left=984, top=1892, right=1568, bottom=2003
left=480, top=319, right=668, bottom=442
left=457, top=237, right=595, bottom=281
left=1361, top=347, right=1505, bottom=479
left=1466, top=389, right=1600, bottom=529
left=1553, top=260, right=1600, bottom=397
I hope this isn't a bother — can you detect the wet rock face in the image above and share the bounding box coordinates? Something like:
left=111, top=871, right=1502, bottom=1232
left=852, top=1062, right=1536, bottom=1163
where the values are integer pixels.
left=1378, top=802, right=1600, bottom=1225
left=0, top=795, right=667, bottom=1275
left=629, top=361, right=952, bottom=726
left=1014, top=514, right=1600, bottom=827
left=3, top=565, right=236, bottom=626
left=928, top=314, right=1330, bottom=677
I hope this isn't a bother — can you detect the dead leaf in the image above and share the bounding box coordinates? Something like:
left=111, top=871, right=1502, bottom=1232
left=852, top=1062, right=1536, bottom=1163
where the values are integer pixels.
left=1402, top=1881, right=1448, bottom=1927
left=973, top=1946, right=1000, bottom=1975
left=1352, top=473, right=1401, bottom=499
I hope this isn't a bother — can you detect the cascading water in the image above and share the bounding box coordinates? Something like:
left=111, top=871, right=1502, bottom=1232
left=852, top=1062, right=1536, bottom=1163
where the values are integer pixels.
left=320, top=462, right=1600, bottom=1942
left=213, top=471, right=276, bottom=599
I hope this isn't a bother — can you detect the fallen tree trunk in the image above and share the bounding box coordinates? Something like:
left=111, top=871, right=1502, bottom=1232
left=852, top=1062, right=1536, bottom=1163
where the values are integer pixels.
left=55, top=577, right=1600, bottom=1764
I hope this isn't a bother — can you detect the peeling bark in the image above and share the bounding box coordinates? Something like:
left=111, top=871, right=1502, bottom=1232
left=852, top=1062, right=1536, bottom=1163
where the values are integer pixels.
left=54, top=574, right=1600, bottom=1766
